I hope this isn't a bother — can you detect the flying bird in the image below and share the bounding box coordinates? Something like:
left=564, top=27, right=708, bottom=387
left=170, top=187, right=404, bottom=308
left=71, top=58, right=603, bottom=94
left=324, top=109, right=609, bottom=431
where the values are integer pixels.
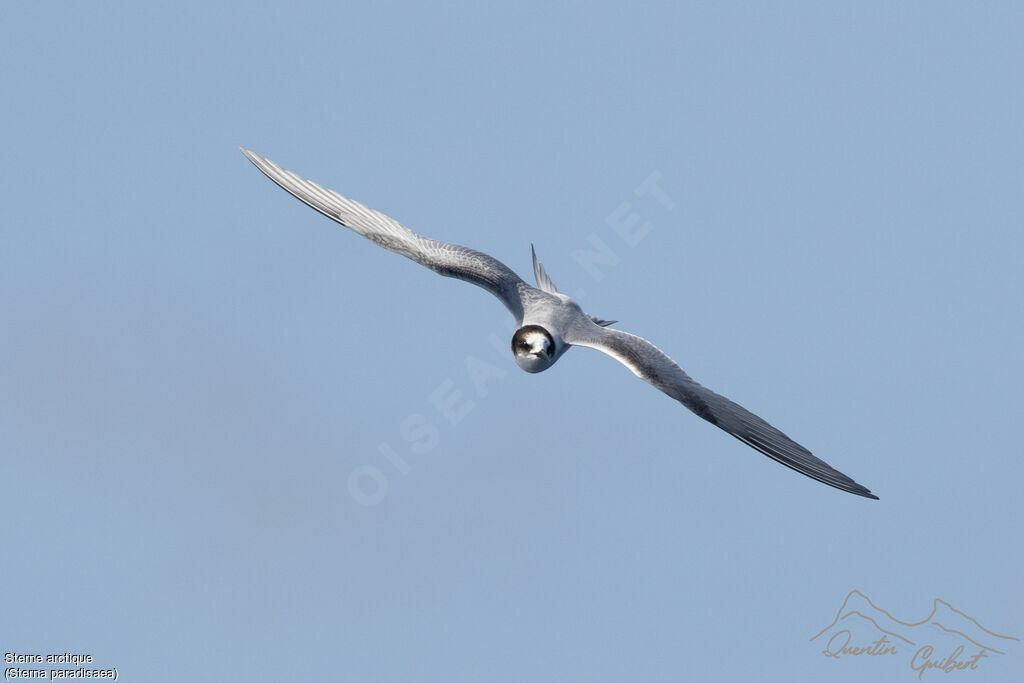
left=240, top=147, right=878, bottom=499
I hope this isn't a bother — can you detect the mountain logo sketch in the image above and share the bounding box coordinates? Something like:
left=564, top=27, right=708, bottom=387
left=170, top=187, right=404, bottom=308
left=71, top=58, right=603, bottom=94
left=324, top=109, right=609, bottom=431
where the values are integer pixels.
left=810, top=589, right=1018, bottom=677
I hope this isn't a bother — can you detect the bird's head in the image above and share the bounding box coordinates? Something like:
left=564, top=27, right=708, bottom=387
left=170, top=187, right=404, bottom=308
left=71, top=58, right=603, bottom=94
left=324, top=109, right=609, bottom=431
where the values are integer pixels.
left=511, top=325, right=557, bottom=373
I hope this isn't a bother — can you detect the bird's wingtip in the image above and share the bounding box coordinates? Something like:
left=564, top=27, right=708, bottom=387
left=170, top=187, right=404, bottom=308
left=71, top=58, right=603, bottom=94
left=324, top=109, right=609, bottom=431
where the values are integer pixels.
left=851, top=484, right=879, bottom=500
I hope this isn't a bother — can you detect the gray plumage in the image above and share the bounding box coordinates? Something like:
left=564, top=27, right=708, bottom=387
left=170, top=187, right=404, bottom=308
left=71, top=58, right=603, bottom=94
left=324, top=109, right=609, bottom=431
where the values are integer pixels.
left=240, top=147, right=878, bottom=500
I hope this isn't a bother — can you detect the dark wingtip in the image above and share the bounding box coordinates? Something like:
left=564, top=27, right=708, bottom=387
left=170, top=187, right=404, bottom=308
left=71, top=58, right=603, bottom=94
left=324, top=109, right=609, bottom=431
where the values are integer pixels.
left=848, top=484, right=879, bottom=500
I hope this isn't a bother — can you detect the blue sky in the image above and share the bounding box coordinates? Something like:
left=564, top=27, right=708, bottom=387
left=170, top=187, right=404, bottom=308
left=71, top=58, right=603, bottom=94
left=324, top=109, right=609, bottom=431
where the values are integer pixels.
left=2, top=2, right=1022, bottom=681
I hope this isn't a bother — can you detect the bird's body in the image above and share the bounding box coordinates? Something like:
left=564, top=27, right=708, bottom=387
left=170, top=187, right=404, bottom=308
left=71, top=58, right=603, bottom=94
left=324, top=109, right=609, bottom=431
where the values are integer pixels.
left=241, top=147, right=878, bottom=500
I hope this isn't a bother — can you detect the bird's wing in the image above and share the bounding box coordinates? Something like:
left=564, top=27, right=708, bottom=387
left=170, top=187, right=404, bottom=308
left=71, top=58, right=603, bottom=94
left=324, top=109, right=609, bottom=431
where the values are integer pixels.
left=241, top=148, right=528, bottom=321
left=567, top=323, right=877, bottom=499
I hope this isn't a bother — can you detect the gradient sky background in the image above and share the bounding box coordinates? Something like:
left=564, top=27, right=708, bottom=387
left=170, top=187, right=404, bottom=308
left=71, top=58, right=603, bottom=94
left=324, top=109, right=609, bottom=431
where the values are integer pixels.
left=2, top=2, right=1022, bottom=682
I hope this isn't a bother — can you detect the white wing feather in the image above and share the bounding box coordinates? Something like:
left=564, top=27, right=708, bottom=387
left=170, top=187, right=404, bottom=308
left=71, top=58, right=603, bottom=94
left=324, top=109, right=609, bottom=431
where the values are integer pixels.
left=241, top=148, right=528, bottom=321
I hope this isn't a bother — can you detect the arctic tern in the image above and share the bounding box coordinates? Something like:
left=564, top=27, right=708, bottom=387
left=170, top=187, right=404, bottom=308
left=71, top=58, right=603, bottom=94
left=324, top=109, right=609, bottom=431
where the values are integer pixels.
left=241, top=147, right=877, bottom=499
